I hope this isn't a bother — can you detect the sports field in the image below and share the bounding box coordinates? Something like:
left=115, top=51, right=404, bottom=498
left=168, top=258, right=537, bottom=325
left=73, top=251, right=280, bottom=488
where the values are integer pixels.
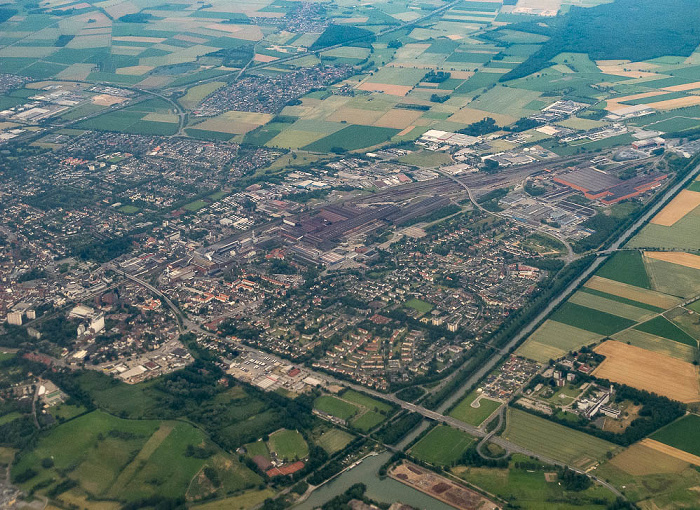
left=593, top=341, right=700, bottom=403
left=313, top=395, right=358, bottom=421
left=351, top=411, right=386, bottom=432
left=314, top=429, right=353, bottom=454
left=449, top=390, right=502, bottom=426
left=503, top=409, right=617, bottom=470
left=410, top=425, right=475, bottom=466
left=268, top=429, right=308, bottom=461
left=341, top=389, right=393, bottom=414
left=404, top=298, right=434, bottom=314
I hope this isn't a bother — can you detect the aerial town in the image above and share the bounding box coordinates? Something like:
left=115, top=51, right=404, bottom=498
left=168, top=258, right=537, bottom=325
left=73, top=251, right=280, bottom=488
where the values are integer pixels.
left=1, top=0, right=700, bottom=509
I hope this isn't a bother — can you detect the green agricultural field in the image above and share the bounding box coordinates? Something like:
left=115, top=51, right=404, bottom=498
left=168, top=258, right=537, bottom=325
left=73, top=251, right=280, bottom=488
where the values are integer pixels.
left=179, top=81, right=225, bottom=110
left=644, top=257, right=700, bottom=298
left=192, top=489, right=276, bottom=510
left=341, top=389, right=393, bottom=414
left=568, top=291, right=656, bottom=322
left=633, top=316, right=697, bottom=347
left=313, top=395, right=359, bottom=421
left=268, top=429, right=308, bottom=461
left=550, top=302, right=636, bottom=336
left=596, top=251, right=651, bottom=289
left=410, top=425, right=474, bottom=466
left=351, top=411, right=385, bottom=432
left=651, top=414, right=700, bottom=456
left=302, top=125, right=400, bottom=152
left=503, top=409, right=617, bottom=470
left=517, top=319, right=603, bottom=363
left=628, top=207, right=700, bottom=252
left=404, top=298, right=434, bottom=314
left=613, top=329, right=697, bottom=362
left=314, top=428, right=354, bottom=454
left=453, top=454, right=617, bottom=509
left=449, top=391, right=501, bottom=426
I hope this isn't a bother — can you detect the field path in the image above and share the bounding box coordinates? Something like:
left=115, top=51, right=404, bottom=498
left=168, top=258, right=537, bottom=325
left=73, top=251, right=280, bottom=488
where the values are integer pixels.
left=106, top=423, right=174, bottom=497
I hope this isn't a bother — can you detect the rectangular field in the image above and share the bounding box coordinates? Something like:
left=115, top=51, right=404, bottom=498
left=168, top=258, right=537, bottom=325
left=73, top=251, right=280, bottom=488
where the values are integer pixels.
left=313, top=395, right=358, bottom=421
left=593, top=341, right=700, bottom=403
left=634, top=316, right=697, bottom=347
left=503, top=409, right=617, bottom=470
left=341, top=390, right=393, bottom=414
left=302, top=125, right=399, bottom=152
left=449, top=391, right=501, bottom=426
left=645, top=251, right=700, bottom=270
left=584, top=276, right=682, bottom=309
left=595, top=250, right=651, bottom=289
left=410, top=425, right=474, bottom=466
left=569, top=291, right=656, bottom=322
left=516, top=320, right=603, bottom=363
left=314, top=429, right=353, bottom=454
left=613, top=329, right=697, bottom=362
left=550, top=302, right=636, bottom=336
left=651, top=190, right=700, bottom=226
left=650, top=414, right=700, bottom=458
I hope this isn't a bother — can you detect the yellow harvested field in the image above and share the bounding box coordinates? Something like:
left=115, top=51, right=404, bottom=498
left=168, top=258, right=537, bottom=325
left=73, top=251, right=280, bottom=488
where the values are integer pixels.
left=650, top=189, right=700, bottom=226
left=254, top=54, right=278, bottom=62
left=593, top=341, right=700, bottom=403
left=584, top=276, right=682, bottom=309
left=645, top=251, right=700, bottom=270
left=662, top=80, right=700, bottom=92
left=641, top=439, right=700, bottom=466
left=597, top=60, right=660, bottom=79
left=92, top=94, right=127, bottom=106
left=116, top=65, right=153, bottom=76
left=609, top=442, right=688, bottom=475
left=326, top=107, right=384, bottom=125
left=650, top=95, right=700, bottom=110
left=397, top=125, right=415, bottom=136
left=113, top=36, right=166, bottom=44
left=374, top=109, right=423, bottom=129
left=447, top=34, right=463, bottom=40
left=605, top=91, right=665, bottom=112
left=193, top=111, right=273, bottom=134
left=356, top=82, right=412, bottom=96
left=205, top=23, right=263, bottom=40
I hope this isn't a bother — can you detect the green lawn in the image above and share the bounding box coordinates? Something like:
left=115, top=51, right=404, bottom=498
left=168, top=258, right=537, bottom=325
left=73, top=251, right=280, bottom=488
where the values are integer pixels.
left=650, top=414, right=700, bottom=457
left=404, top=298, right=434, bottom=314
left=314, top=396, right=359, bottom=421
left=315, top=428, right=354, bottom=454
left=351, top=411, right=385, bottom=432
left=550, top=302, right=636, bottom=336
left=449, top=391, right=501, bottom=426
left=184, top=199, right=209, bottom=212
left=244, top=440, right=270, bottom=460
left=268, top=429, right=308, bottom=461
left=410, top=425, right=474, bottom=466
left=341, top=390, right=393, bottom=414
left=634, top=316, right=697, bottom=347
